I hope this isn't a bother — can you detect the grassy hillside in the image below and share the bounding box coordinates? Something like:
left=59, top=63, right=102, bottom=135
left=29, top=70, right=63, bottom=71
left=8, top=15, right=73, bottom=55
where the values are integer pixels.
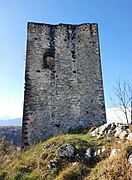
left=0, top=126, right=131, bottom=180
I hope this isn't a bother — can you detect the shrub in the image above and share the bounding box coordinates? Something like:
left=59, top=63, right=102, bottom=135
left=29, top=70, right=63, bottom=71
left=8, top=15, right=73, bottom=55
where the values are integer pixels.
left=0, top=136, right=7, bottom=153
left=12, top=172, right=24, bottom=180
left=0, top=170, right=7, bottom=179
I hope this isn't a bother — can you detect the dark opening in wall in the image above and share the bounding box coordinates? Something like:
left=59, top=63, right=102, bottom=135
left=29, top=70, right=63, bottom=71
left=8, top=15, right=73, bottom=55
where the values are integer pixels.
left=52, top=113, right=55, bottom=117
left=71, top=51, right=76, bottom=59
left=86, top=110, right=88, bottom=114
left=72, top=55, right=76, bottom=59
left=71, top=50, right=75, bottom=54
left=24, top=131, right=28, bottom=134
left=89, top=24, right=93, bottom=35
left=43, top=49, right=54, bottom=69
left=73, top=71, right=76, bottom=73
left=55, top=124, right=60, bottom=128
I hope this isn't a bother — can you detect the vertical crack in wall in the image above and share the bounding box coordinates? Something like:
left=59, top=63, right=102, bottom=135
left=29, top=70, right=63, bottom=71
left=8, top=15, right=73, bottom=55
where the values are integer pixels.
left=49, top=26, right=57, bottom=123
left=67, top=25, right=80, bottom=119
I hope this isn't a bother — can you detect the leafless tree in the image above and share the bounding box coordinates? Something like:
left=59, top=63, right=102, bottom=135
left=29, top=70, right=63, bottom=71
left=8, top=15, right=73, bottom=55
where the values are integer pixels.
left=111, top=80, right=132, bottom=124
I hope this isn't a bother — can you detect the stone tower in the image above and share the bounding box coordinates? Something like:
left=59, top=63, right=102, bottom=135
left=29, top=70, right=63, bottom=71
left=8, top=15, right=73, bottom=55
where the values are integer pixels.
left=21, top=22, right=106, bottom=148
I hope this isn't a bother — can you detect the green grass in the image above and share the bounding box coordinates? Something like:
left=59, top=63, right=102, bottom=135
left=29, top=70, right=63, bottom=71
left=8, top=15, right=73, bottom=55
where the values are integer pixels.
left=0, top=128, right=131, bottom=180
left=87, top=142, right=132, bottom=180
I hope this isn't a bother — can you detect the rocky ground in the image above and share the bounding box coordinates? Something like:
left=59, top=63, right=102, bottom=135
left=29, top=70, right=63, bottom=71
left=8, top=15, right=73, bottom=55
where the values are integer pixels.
left=0, top=123, right=131, bottom=179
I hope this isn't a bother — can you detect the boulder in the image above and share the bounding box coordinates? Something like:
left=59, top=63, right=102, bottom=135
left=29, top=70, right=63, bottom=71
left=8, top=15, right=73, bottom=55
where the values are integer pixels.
left=101, top=146, right=105, bottom=153
left=91, top=123, right=132, bottom=142
left=56, top=144, right=75, bottom=158
left=74, top=154, right=81, bottom=161
left=119, top=130, right=128, bottom=139
left=93, top=151, right=97, bottom=157
left=97, top=149, right=101, bottom=155
left=48, top=160, right=58, bottom=169
left=127, top=133, right=132, bottom=141
left=109, top=148, right=119, bottom=158
left=114, top=127, right=122, bottom=137
left=91, top=128, right=99, bottom=136
left=128, top=154, right=132, bottom=165
left=84, top=147, right=92, bottom=159
left=98, top=123, right=111, bottom=136
left=107, top=123, right=116, bottom=135
left=93, top=147, right=105, bottom=157
left=91, top=123, right=118, bottom=138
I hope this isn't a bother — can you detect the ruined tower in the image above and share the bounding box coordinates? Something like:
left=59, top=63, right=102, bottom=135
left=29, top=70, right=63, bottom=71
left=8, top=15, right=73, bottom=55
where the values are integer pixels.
left=21, top=22, right=106, bottom=147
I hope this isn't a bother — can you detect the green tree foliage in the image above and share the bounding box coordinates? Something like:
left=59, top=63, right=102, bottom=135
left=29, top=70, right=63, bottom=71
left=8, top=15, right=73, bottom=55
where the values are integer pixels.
left=0, top=136, right=7, bottom=153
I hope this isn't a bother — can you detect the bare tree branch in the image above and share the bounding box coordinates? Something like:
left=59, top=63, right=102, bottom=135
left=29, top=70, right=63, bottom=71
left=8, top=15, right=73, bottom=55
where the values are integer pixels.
left=111, top=79, right=132, bottom=124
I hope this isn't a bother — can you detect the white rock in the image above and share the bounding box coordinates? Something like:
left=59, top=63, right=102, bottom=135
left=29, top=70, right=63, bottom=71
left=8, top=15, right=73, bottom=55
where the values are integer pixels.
left=73, top=162, right=77, bottom=166
left=109, top=148, right=119, bottom=158
left=96, top=123, right=116, bottom=137
left=119, top=130, right=128, bottom=139
left=107, top=123, right=116, bottom=134
left=97, top=149, right=101, bottom=155
left=93, top=151, right=97, bottom=157
left=101, top=146, right=105, bottom=153
left=114, top=127, right=122, bottom=137
left=84, top=147, right=92, bottom=159
left=127, top=133, right=132, bottom=141
left=97, top=134, right=103, bottom=139
left=98, top=123, right=110, bottom=135
left=128, top=154, right=132, bottom=165
left=91, top=128, right=99, bottom=136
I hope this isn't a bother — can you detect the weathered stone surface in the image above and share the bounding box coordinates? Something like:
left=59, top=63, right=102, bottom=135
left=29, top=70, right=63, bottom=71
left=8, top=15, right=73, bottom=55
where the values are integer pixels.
left=74, top=154, right=81, bottom=161
left=48, top=160, right=58, bottom=169
left=127, top=133, right=132, bottom=140
left=98, top=123, right=111, bottom=136
left=91, top=128, right=99, bottom=137
left=128, top=154, right=132, bottom=165
left=101, top=146, right=105, bottom=153
left=91, top=123, right=132, bottom=141
left=97, top=149, right=101, bottom=155
left=110, top=148, right=119, bottom=158
left=21, top=22, right=106, bottom=147
left=84, top=147, right=92, bottom=159
left=107, top=123, right=116, bottom=135
left=91, top=123, right=116, bottom=138
left=114, top=127, right=122, bottom=137
left=56, top=144, right=75, bottom=158
left=97, top=134, right=103, bottom=139
left=119, top=130, right=128, bottom=139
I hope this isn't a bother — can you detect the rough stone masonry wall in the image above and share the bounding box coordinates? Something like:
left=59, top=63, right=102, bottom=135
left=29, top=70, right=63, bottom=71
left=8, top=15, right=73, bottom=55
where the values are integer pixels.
left=21, top=22, right=106, bottom=148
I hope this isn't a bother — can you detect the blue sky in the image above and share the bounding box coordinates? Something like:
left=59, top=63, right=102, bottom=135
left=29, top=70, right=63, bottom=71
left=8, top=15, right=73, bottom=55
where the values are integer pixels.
left=0, top=0, right=132, bottom=119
